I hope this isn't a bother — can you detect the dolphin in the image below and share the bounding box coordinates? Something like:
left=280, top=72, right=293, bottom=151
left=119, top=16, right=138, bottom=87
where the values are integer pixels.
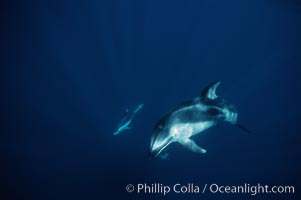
left=149, top=81, right=249, bottom=158
left=113, top=103, right=144, bottom=136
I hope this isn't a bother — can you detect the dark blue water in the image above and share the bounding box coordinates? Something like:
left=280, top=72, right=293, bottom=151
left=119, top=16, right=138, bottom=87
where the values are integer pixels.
left=2, top=0, right=301, bottom=199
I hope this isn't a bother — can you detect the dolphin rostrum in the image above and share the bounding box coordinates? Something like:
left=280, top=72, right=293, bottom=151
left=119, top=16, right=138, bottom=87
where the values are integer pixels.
left=149, top=81, right=248, bottom=158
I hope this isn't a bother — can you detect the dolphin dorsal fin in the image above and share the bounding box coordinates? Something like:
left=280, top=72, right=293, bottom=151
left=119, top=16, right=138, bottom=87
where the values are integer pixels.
left=200, top=81, right=221, bottom=100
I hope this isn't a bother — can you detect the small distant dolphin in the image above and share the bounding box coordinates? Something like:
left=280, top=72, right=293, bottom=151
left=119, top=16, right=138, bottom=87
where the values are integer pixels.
left=113, top=104, right=144, bottom=136
left=149, top=81, right=249, bottom=158
left=159, top=152, right=170, bottom=160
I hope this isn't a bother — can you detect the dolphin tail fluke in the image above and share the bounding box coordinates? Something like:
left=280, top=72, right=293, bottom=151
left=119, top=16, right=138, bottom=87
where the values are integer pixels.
left=178, top=139, right=207, bottom=154
left=236, top=123, right=251, bottom=134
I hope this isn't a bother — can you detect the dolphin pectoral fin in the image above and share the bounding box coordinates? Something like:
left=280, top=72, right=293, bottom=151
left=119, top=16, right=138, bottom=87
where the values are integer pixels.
left=178, top=139, right=207, bottom=154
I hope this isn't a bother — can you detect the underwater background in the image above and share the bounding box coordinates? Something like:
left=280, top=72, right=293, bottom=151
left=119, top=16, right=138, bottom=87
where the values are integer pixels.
left=1, top=0, right=301, bottom=199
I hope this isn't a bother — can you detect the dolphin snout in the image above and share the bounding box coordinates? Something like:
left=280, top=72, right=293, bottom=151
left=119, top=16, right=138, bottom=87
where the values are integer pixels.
left=149, top=136, right=173, bottom=159
left=148, top=150, right=158, bottom=160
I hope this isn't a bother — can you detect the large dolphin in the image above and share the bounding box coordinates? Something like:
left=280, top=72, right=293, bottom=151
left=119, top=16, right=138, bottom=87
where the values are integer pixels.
left=149, top=81, right=248, bottom=158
